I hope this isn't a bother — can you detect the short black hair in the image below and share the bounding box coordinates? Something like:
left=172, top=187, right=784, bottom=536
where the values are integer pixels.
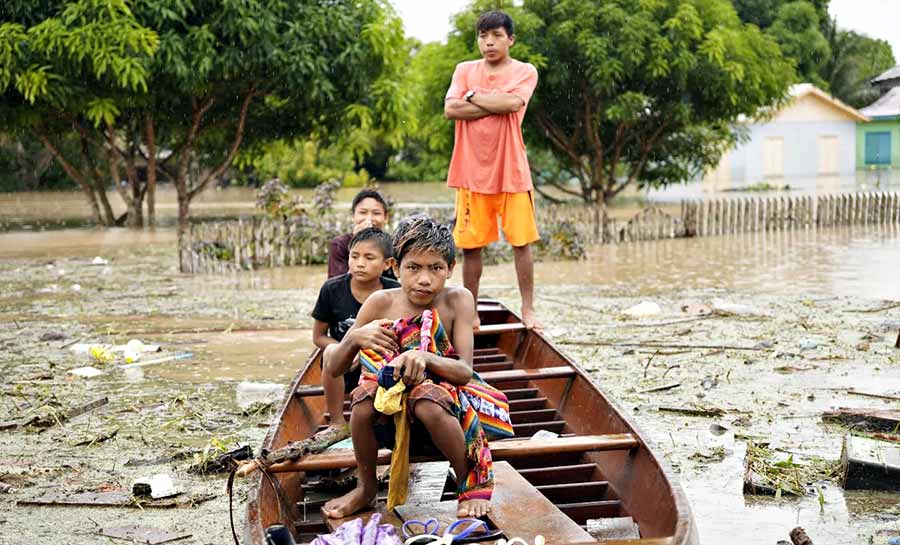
left=476, top=10, right=514, bottom=37
left=349, top=227, right=393, bottom=259
left=351, top=189, right=389, bottom=216
left=393, top=214, right=456, bottom=267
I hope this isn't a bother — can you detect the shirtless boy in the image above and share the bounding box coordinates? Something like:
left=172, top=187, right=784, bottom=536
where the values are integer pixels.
left=321, top=216, right=491, bottom=519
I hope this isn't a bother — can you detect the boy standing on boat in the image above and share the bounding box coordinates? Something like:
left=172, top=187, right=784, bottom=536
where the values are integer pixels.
left=444, top=10, right=541, bottom=331
left=328, top=189, right=392, bottom=279
left=321, top=216, right=497, bottom=519
left=312, top=228, right=399, bottom=435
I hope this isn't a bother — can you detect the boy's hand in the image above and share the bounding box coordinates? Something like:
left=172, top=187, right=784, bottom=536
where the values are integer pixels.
left=351, top=319, right=398, bottom=355
left=352, top=219, right=375, bottom=235
left=392, top=351, right=428, bottom=386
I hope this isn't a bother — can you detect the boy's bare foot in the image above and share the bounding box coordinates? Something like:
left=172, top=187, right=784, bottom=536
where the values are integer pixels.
left=322, top=486, right=377, bottom=519
left=458, top=498, right=491, bottom=517
left=521, top=307, right=543, bottom=333
left=473, top=315, right=481, bottom=330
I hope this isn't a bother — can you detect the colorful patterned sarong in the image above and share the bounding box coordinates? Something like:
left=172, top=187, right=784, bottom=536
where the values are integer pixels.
left=353, top=309, right=510, bottom=508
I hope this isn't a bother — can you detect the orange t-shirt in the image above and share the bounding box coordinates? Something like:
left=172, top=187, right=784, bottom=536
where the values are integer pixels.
left=445, top=59, right=538, bottom=195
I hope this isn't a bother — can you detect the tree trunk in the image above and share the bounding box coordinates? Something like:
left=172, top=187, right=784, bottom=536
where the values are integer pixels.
left=94, top=177, right=118, bottom=226
left=177, top=188, right=191, bottom=272
left=145, top=114, right=157, bottom=228
left=125, top=150, right=144, bottom=228
left=32, top=131, right=104, bottom=224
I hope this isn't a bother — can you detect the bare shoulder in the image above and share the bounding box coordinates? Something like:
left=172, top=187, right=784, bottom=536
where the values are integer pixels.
left=362, top=289, right=396, bottom=312
left=440, top=286, right=475, bottom=317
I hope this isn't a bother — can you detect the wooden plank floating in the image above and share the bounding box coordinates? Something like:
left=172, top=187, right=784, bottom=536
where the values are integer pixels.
left=822, top=408, right=900, bottom=432
left=181, top=191, right=900, bottom=273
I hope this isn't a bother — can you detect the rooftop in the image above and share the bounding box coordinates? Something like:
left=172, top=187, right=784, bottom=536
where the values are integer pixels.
left=872, top=65, right=900, bottom=84
left=860, top=87, right=900, bottom=119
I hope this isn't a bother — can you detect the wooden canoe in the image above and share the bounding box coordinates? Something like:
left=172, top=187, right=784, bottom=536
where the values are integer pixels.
left=244, top=300, right=698, bottom=545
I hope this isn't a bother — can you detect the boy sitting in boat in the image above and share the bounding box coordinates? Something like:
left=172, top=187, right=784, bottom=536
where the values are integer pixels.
left=321, top=215, right=493, bottom=519
left=312, top=228, right=400, bottom=436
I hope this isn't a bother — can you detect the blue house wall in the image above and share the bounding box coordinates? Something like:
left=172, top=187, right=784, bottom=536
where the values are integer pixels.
left=726, top=120, right=857, bottom=182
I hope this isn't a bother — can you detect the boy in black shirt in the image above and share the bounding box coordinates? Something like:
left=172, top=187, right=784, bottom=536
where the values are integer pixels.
left=312, top=228, right=400, bottom=432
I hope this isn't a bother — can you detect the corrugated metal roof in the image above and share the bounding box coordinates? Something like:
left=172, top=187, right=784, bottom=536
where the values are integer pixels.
left=872, top=65, right=900, bottom=84
left=860, top=87, right=900, bottom=118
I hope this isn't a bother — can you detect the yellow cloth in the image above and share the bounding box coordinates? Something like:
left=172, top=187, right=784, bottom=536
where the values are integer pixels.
left=374, top=382, right=410, bottom=510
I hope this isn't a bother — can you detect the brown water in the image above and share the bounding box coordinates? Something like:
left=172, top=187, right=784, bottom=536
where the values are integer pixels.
left=232, top=223, right=900, bottom=300
left=12, top=171, right=900, bottom=231
left=3, top=220, right=900, bottom=544
left=0, top=183, right=457, bottom=230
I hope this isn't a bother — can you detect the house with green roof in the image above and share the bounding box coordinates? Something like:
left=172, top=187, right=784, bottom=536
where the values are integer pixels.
left=857, top=67, right=900, bottom=170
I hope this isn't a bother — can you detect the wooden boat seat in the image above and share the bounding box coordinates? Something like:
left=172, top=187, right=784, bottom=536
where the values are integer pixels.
left=396, top=462, right=593, bottom=545
left=295, top=366, right=576, bottom=398
left=264, top=434, right=638, bottom=473
left=474, top=322, right=526, bottom=335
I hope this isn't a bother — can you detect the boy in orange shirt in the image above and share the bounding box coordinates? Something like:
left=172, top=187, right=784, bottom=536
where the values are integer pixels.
left=444, top=10, right=541, bottom=331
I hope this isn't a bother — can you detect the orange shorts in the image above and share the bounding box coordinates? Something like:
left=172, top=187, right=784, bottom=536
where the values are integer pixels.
left=452, top=188, right=540, bottom=249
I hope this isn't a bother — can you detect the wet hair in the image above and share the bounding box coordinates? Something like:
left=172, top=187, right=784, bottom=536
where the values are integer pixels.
left=351, top=189, right=389, bottom=216
left=476, top=10, right=514, bottom=37
left=393, top=214, right=456, bottom=267
left=349, top=227, right=393, bottom=259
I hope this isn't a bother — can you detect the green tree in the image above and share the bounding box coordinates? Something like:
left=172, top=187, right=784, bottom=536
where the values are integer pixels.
left=2, top=0, right=410, bottom=239
left=821, top=19, right=896, bottom=108
left=523, top=0, right=793, bottom=205
left=766, top=1, right=830, bottom=88
left=0, top=0, right=158, bottom=225
left=385, top=39, right=471, bottom=181
left=733, top=0, right=829, bottom=31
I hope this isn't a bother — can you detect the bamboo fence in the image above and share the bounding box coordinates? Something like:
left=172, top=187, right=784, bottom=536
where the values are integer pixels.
left=179, top=191, right=900, bottom=273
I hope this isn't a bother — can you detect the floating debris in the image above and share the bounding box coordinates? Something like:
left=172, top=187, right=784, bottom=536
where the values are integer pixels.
left=99, top=525, right=190, bottom=545
left=658, top=405, right=724, bottom=418
left=822, top=408, right=900, bottom=432
left=133, top=474, right=179, bottom=499
left=19, top=490, right=214, bottom=508
left=622, top=301, right=661, bottom=318
left=743, top=442, right=840, bottom=497
left=68, top=366, right=104, bottom=378
left=841, top=434, right=900, bottom=492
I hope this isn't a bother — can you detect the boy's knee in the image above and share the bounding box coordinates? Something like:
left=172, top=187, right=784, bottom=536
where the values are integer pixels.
left=412, top=399, right=445, bottom=423
left=350, top=399, right=375, bottom=422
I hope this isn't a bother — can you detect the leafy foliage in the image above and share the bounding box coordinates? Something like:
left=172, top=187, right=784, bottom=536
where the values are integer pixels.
left=2, top=0, right=409, bottom=237
left=732, top=0, right=895, bottom=108
left=734, top=0, right=830, bottom=31
left=523, top=0, right=793, bottom=203
left=820, top=21, right=896, bottom=108
left=237, top=139, right=370, bottom=189
left=766, top=1, right=830, bottom=88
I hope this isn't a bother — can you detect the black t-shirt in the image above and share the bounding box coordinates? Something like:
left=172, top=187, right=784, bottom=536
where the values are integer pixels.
left=311, top=273, right=401, bottom=341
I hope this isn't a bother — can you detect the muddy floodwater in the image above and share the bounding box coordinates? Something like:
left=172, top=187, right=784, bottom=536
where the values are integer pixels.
left=1, top=223, right=900, bottom=545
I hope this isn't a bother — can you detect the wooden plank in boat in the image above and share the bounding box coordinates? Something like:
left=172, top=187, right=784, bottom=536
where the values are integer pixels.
left=518, top=463, right=597, bottom=486
left=295, top=367, right=576, bottom=399
left=487, top=461, right=594, bottom=544
left=265, top=434, right=638, bottom=472
left=474, top=322, right=526, bottom=335
left=405, top=461, right=451, bottom=505
left=480, top=366, right=575, bottom=383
